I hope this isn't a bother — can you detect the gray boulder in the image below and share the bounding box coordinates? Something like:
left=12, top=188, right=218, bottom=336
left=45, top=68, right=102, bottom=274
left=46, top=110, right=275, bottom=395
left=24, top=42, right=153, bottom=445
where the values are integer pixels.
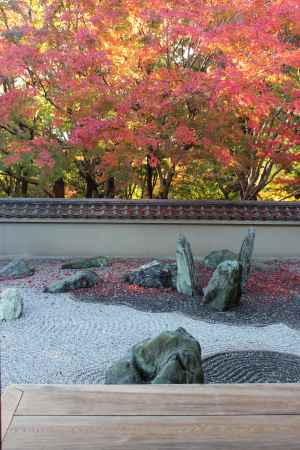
left=61, top=256, right=108, bottom=270
left=0, top=288, right=23, bottom=320
left=44, top=270, right=98, bottom=293
left=106, top=327, right=204, bottom=384
left=203, top=249, right=237, bottom=269
left=176, top=234, right=200, bottom=296
left=123, top=260, right=176, bottom=289
left=203, top=260, right=241, bottom=311
left=0, top=258, right=34, bottom=279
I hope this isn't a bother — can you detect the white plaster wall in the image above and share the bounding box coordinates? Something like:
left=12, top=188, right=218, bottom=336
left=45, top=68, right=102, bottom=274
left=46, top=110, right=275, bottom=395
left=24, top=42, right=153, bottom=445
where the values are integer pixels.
left=0, top=221, right=299, bottom=258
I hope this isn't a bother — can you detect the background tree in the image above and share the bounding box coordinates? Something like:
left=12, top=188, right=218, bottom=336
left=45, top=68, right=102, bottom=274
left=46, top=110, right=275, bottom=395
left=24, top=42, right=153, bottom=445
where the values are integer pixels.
left=0, top=0, right=299, bottom=199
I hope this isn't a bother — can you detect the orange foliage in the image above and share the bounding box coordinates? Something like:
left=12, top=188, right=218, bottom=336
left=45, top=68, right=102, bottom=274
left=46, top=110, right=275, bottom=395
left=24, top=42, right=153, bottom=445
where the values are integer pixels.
left=0, top=0, right=299, bottom=197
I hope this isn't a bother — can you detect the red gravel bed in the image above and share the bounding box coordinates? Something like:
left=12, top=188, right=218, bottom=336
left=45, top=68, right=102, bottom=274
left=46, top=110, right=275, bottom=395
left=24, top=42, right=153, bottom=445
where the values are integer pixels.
left=1, top=258, right=300, bottom=329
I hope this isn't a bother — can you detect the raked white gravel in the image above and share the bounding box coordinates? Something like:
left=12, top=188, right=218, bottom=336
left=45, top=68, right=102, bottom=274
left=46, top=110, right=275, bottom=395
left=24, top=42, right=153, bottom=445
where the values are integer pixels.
left=1, top=287, right=300, bottom=389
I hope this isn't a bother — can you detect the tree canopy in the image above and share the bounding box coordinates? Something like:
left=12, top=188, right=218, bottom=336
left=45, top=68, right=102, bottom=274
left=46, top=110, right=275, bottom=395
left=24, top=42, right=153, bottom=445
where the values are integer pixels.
left=0, top=0, right=299, bottom=199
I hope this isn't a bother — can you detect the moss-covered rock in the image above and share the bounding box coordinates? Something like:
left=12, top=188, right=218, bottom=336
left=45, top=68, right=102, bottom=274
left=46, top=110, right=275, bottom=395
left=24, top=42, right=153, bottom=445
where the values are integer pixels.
left=203, top=249, right=237, bottom=269
left=203, top=260, right=241, bottom=311
left=105, top=356, right=144, bottom=384
left=106, top=328, right=204, bottom=384
left=61, top=256, right=108, bottom=270
left=123, top=260, right=176, bottom=289
left=0, top=259, right=34, bottom=279
left=0, top=288, right=23, bottom=320
left=44, top=270, right=98, bottom=293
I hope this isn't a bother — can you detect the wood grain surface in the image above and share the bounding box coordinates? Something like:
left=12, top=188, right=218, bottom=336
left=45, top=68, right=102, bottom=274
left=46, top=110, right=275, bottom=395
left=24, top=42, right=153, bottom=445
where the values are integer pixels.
left=2, top=384, right=300, bottom=450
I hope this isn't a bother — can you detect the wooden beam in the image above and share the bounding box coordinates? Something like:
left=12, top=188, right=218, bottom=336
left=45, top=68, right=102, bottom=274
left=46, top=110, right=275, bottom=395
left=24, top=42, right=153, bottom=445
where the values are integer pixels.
left=2, top=385, right=300, bottom=450
left=14, top=384, right=300, bottom=416
left=1, top=386, right=23, bottom=441
left=4, top=415, right=300, bottom=450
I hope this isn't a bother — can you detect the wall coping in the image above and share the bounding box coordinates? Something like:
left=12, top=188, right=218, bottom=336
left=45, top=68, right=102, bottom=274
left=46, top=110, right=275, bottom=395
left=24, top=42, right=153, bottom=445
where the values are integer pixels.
left=0, top=198, right=300, bottom=223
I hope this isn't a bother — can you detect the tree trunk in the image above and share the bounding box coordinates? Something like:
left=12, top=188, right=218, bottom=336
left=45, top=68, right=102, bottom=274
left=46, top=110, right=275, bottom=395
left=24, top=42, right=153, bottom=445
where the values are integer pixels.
left=85, top=174, right=98, bottom=198
left=21, top=178, right=28, bottom=196
left=158, top=169, right=174, bottom=199
left=53, top=178, right=65, bottom=198
left=158, top=181, right=170, bottom=199
left=146, top=157, right=154, bottom=199
left=104, top=177, right=115, bottom=198
left=240, top=191, right=258, bottom=200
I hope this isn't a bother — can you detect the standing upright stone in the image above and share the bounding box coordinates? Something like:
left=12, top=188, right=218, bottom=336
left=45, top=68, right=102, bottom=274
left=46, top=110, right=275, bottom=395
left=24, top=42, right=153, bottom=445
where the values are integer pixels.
left=238, top=227, right=256, bottom=288
left=176, top=234, right=200, bottom=296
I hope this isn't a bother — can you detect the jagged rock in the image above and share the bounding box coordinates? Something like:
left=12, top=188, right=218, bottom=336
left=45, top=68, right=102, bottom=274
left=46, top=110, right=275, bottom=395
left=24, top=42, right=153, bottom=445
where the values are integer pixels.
left=123, top=260, right=176, bottom=289
left=61, top=256, right=108, bottom=270
left=0, top=288, right=23, bottom=320
left=176, top=234, right=200, bottom=296
left=238, top=228, right=256, bottom=288
left=203, top=249, right=237, bottom=269
left=203, top=260, right=241, bottom=312
left=0, top=259, right=35, bottom=279
left=105, top=327, right=204, bottom=384
left=44, top=270, right=98, bottom=293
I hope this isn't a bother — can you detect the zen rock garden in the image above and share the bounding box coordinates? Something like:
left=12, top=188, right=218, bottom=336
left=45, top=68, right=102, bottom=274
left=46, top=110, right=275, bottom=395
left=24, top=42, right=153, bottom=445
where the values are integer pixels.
left=1, top=227, right=300, bottom=387
left=0, top=227, right=255, bottom=312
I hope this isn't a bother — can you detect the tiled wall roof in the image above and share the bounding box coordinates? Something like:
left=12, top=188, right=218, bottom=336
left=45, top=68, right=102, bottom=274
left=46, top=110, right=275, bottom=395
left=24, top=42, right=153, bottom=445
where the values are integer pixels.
left=0, top=198, right=299, bottom=222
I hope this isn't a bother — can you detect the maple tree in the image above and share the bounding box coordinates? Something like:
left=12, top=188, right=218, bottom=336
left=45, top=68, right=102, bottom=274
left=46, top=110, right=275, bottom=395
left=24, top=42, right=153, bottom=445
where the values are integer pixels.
left=0, top=0, right=299, bottom=199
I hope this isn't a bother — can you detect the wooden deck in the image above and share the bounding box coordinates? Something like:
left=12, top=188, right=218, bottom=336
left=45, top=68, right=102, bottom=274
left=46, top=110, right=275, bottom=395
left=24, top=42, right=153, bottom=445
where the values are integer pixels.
left=2, top=384, right=300, bottom=449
